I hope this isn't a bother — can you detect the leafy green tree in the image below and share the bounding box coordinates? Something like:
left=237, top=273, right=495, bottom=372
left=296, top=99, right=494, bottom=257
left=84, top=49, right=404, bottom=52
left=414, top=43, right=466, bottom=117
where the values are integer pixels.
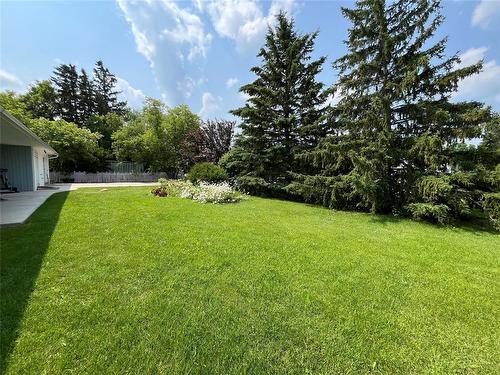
left=29, top=118, right=103, bottom=173
left=231, top=11, right=326, bottom=196
left=112, top=100, right=199, bottom=175
left=290, top=0, right=495, bottom=221
left=21, top=80, right=57, bottom=120
left=163, top=104, right=200, bottom=172
left=51, top=63, right=80, bottom=123
left=85, top=113, right=124, bottom=157
left=112, top=111, right=148, bottom=167
left=93, top=60, right=126, bottom=116
left=0, top=91, right=32, bottom=125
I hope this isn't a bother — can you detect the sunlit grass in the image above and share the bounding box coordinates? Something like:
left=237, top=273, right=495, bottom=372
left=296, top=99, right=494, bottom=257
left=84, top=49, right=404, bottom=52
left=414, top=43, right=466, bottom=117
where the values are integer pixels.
left=1, top=187, right=498, bottom=374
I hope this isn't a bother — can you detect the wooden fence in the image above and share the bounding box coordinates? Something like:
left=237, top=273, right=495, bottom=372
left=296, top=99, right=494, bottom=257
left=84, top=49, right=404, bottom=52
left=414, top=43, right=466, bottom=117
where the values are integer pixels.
left=50, top=172, right=166, bottom=183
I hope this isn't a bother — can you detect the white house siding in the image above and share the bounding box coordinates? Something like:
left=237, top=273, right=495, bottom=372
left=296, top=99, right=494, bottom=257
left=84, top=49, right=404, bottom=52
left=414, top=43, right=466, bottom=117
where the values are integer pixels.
left=31, top=147, right=51, bottom=188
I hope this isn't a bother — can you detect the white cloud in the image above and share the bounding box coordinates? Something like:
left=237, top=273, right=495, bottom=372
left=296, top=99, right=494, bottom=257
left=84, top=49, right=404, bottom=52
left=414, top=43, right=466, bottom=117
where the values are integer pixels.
left=239, top=91, right=251, bottom=101
left=192, top=0, right=204, bottom=12
left=0, top=69, right=23, bottom=89
left=207, top=0, right=298, bottom=52
left=117, top=0, right=212, bottom=104
left=116, top=77, right=146, bottom=109
left=452, top=47, right=500, bottom=109
left=471, top=0, right=500, bottom=29
left=159, top=1, right=212, bottom=61
left=456, top=46, right=488, bottom=68
left=200, top=91, right=222, bottom=117
left=226, top=77, right=239, bottom=88
left=177, top=76, right=196, bottom=98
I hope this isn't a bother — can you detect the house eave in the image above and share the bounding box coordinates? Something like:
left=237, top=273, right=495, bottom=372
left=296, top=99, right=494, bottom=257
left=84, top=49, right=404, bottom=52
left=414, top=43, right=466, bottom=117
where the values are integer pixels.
left=0, top=106, right=59, bottom=157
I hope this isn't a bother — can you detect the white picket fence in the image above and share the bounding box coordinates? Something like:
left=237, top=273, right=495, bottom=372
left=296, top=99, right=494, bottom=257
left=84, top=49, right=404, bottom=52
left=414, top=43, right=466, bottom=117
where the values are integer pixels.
left=50, top=172, right=167, bottom=183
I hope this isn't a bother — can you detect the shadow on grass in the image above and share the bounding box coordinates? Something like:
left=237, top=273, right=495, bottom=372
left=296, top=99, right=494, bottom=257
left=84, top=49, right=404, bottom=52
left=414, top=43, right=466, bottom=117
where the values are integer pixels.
left=0, top=191, right=69, bottom=373
left=369, top=212, right=497, bottom=234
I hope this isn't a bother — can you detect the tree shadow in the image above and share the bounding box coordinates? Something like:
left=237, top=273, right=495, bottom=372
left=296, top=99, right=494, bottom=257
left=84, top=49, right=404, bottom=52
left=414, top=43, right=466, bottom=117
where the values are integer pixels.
left=0, top=191, right=69, bottom=373
left=369, top=212, right=497, bottom=234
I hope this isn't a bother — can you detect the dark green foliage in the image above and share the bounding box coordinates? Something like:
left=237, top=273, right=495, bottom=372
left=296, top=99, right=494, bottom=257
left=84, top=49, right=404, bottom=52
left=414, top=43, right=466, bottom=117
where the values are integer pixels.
left=218, top=147, right=245, bottom=178
left=287, top=173, right=363, bottom=211
left=187, top=162, right=227, bottom=184
left=290, top=0, right=498, bottom=226
left=476, top=115, right=500, bottom=168
left=93, top=60, right=126, bottom=116
left=231, top=11, right=326, bottom=196
left=51, top=63, right=80, bottom=123
left=78, top=69, right=95, bottom=124
left=85, top=113, right=124, bottom=157
left=483, top=192, right=500, bottom=230
left=405, top=203, right=450, bottom=225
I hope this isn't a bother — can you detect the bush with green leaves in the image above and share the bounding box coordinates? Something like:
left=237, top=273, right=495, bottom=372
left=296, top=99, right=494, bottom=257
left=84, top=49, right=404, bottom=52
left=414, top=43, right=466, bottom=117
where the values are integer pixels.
left=187, top=162, right=227, bottom=184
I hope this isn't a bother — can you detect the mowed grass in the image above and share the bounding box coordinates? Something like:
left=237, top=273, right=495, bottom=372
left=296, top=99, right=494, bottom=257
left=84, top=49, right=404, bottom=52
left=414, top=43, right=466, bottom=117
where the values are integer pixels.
left=1, top=188, right=499, bottom=374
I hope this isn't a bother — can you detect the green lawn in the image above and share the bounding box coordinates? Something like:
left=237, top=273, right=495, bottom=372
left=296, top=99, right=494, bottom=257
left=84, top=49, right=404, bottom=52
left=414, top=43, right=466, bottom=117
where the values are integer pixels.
left=1, top=188, right=499, bottom=374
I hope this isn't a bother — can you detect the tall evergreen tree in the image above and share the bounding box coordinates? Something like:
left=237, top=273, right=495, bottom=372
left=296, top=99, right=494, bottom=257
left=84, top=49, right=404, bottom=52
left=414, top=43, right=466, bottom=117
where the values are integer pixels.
left=230, top=11, right=327, bottom=196
left=51, top=63, right=80, bottom=123
left=93, top=60, right=126, bottom=116
left=78, top=68, right=95, bottom=124
left=290, top=0, right=494, bottom=220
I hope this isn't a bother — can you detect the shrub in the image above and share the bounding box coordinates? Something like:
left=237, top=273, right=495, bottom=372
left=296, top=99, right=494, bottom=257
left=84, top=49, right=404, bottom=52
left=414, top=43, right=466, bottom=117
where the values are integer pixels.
left=152, top=179, right=244, bottom=204
left=151, top=186, right=168, bottom=197
left=405, top=203, right=450, bottom=225
left=195, top=182, right=243, bottom=203
left=157, top=178, right=192, bottom=196
left=235, top=176, right=292, bottom=199
left=187, top=162, right=228, bottom=184
left=483, top=192, right=500, bottom=231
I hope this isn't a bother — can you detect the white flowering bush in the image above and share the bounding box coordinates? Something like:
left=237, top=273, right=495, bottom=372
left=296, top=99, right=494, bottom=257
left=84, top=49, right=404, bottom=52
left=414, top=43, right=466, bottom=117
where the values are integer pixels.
left=153, top=179, right=244, bottom=204
left=194, top=182, right=243, bottom=203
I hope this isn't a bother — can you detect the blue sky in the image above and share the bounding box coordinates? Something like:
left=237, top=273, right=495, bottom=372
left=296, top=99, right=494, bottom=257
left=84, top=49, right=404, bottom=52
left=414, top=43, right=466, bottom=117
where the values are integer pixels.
left=1, top=0, right=499, bottom=119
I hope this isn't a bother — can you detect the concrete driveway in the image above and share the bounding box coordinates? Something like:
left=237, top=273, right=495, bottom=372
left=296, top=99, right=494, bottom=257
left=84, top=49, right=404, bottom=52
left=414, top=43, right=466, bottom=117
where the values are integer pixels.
left=0, top=182, right=157, bottom=227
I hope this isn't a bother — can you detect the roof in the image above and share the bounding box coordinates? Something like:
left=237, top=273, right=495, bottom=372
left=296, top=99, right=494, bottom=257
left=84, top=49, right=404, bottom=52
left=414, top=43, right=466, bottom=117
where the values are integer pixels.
left=0, top=106, right=58, bottom=157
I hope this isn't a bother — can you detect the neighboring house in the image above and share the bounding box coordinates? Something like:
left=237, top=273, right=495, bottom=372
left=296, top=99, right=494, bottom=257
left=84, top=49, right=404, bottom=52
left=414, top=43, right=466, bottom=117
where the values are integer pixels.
left=0, top=106, right=58, bottom=191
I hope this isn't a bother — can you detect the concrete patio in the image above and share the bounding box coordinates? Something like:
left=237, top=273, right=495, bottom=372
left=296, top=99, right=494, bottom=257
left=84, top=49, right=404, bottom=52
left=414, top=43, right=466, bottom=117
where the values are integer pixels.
left=0, top=182, right=157, bottom=227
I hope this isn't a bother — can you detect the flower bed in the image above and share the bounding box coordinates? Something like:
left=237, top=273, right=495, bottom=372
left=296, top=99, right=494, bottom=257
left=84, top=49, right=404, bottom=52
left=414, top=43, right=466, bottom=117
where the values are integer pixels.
left=152, top=179, right=245, bottom=204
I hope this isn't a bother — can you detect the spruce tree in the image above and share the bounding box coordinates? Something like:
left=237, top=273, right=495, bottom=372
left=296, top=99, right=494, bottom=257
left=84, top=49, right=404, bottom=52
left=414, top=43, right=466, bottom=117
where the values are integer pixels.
left=78, top=68, right=95, bottom=124
left=290, top=0, right=494, bottom=220
left=51, top=63, right=80, bottom=123
left=93, top=60, right=126, bottom=116
left=230, top=11, right=326, bottom=196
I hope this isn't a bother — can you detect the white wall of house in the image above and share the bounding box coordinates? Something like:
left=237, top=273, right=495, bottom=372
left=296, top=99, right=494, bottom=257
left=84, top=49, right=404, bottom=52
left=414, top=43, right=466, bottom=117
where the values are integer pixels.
left=31, top=147, right=51, bottom=188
